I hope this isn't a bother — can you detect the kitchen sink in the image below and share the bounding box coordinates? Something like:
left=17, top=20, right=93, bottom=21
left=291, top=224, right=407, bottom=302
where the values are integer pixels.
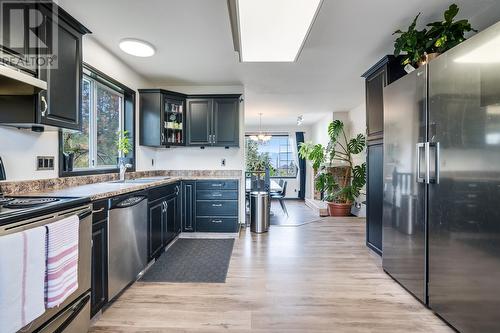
left=108, top=177, right=170, bottom=184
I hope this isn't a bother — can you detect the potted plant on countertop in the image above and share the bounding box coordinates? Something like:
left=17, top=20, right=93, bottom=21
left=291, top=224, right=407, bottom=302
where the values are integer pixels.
left=116, top=130, right=133, bottom=167
left=393, top=3, right=476, bottom=71
left=299, top=120, right=366, bottom=217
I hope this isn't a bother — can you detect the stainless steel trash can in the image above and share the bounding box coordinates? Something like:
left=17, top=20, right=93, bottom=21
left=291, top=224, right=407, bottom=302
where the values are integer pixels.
left=250, top=191, right=270, bottom=233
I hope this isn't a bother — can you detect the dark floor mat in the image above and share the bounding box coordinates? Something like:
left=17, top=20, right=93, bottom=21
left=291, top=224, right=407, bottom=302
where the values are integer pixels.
left=140, top=238, right=235, bottom=283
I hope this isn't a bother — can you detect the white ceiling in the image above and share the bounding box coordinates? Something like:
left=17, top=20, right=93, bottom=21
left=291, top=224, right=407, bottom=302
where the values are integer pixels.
left=58, top=0, right=500, bottom=127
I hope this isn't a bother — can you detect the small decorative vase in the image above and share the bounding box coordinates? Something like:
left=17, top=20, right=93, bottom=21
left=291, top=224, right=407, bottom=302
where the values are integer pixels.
left=417, top=52, right=441, bottom=67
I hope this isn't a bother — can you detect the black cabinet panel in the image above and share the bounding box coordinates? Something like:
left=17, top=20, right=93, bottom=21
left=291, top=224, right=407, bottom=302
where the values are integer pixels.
left=196, top=217, right=238, bottom=233
left=139, top=92, right=163, bottom=147
left=367, top=143, right=383, bottom=254
left=187, top=99, right=212, bottom=145
left=366, top=69, right=385, bottom=139
left=164, top=196, right=177, bottom=245
left=182, top=181, right=196, bottom=232
left=148, top=201, right=164, bottom=260
left=39, top=13, right=83, bottom=130
left=91, top=219, right=107, bottom=317
left=213, top=98, right=239, bottom=147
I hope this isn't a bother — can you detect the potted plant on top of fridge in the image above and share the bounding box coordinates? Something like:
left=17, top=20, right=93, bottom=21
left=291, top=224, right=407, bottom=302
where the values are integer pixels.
left=299, top=120, right=366, bottom=217
left=393, top=3, right=476, bottom=71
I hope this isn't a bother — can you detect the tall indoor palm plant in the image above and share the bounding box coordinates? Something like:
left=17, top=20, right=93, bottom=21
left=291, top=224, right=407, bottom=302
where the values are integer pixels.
left=299, top=120, right=366, bottom=216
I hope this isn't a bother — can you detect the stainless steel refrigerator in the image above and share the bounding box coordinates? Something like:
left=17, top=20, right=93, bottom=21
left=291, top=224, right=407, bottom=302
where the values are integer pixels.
left=382, top=21, right=500, bottom=333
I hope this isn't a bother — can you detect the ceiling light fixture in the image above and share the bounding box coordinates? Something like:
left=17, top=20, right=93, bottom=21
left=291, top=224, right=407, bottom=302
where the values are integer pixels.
left=297, top=115, right=304, bottom=126
left=228, top=0, right=323, bottom=62
left=119, top=38, right=156, bottom=57
left=249, top=113, right=272, bottom=143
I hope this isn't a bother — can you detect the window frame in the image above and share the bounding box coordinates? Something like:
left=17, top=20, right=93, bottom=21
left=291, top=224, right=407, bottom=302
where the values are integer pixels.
left=58, top=63, right=136, bottom=177
left=245, top=134, right=299, bottom=179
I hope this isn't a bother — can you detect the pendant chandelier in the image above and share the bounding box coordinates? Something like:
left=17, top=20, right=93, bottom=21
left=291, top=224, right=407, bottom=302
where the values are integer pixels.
left=249, top=113, right=271, bottom=142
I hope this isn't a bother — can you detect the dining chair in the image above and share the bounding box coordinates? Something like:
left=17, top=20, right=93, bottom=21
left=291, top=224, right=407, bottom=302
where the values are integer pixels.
left=271, top=181, right=288, bottom=216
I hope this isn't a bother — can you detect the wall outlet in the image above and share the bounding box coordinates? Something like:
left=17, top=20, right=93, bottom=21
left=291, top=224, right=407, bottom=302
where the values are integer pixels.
left=221, top=158, right=226, bottom=167
left=36, top=156, right=54, bottom=171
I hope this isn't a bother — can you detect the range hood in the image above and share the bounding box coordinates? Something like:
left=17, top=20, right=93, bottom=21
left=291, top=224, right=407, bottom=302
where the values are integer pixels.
left=0, top=64, right=47, bottom=95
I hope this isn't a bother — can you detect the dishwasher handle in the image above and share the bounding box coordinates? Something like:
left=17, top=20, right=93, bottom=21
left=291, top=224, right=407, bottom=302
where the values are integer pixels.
left=111, top=195, right=147, bottom=209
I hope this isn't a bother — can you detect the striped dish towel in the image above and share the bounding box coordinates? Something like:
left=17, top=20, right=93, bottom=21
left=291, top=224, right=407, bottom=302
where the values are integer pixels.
left=45, top=215, right=79, bottom=308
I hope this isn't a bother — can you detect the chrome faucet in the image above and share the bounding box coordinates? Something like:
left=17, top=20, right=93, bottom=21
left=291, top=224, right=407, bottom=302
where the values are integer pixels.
left=119, top=163, right=132, bottom=181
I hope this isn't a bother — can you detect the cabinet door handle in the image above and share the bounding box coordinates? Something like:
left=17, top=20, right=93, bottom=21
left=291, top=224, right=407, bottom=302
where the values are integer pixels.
left=175, top=185, right=180, bottom=195
left=92, top=208, right=105, bottom=214
left=212, top=220, right=222, bottom=224
left=212, top=204, right=222, bottom=207
left=212, top=193, right=222, bottom=197
left=41, top=96, right=48, bottom=116
left=212, top=183, right=223, bottom=187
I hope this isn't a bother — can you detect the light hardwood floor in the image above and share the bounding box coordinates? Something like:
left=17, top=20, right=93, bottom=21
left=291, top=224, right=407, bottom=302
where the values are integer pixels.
left=90, top=217, right=453, bottom=333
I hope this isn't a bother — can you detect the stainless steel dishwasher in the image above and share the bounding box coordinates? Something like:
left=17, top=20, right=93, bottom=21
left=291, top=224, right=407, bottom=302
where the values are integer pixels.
left=108, top=192, right=148, bottom=301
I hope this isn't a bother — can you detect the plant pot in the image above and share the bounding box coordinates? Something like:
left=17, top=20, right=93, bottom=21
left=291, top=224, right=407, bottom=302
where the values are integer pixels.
left=417, top=53, right=441, bottom=67
left=327, top=202, right=352, bottom=217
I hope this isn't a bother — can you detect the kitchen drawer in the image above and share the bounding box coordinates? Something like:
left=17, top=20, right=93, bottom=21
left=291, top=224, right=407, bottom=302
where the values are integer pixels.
left=92, top=199, right=109, bottom=223
left=149, top=182, right=179, bottom=202
left=196, top=190, right=238, bottom=200
left=196, top=217, right=239, bottom=233
left=196, top=200, right=238, bottom=216
left=196, top=180, right=238, bottom=190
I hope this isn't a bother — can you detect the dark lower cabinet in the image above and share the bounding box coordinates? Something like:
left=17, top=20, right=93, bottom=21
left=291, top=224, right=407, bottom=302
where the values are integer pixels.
left=366, top=142, right=384, bottom=254
left=182, top=181, right=196, bottom=232
left=195, top=180, right=239, bottom=233
left=148, top=200, right=165, bottom=260
left=147, top=182, right=181, bottom=260
left=91, top=200, right=108, bottom=317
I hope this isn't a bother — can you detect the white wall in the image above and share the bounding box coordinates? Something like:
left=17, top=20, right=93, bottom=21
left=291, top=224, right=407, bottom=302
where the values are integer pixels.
left=0, top=36, right=156, bottom=181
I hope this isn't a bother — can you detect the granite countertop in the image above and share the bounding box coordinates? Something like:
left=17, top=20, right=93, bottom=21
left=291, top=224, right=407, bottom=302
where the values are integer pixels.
left=22, top=175, right=240, bottom=201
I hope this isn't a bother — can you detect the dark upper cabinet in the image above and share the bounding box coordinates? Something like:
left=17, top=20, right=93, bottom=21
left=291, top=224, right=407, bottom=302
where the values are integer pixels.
left=186, top=95, right=241, bottom=147
left=362, top=56, right=406, bottom=141
left=0, top=4, right=90, bottom=130
left=182, top=181, right=196, bottom=232
left=139, top=89, right=186, bottom=147
left=38, top=16, right=83, bottom=130
left=186, top=99, right=212, bottom=146
left=213, top=98, right=240, bottom=147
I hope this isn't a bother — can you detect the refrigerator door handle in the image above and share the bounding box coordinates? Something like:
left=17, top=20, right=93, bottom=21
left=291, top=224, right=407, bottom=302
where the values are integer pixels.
left=416, top=143, right=426, bottom=183
left=425, top=142, right=431, bottom=184
left=428, top=142, right=440, bottom=184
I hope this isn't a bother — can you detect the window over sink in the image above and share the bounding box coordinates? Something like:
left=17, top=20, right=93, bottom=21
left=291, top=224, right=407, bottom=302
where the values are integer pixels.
left=59, top=64, right=136, bottom=176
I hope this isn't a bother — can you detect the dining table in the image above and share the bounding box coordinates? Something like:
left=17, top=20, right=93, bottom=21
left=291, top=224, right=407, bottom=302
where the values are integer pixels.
left=245, top=179, right=282, bottom=193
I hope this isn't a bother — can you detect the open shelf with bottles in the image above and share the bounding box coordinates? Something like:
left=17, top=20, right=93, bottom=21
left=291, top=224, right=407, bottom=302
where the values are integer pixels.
left=164, top=98, right=185, bottom=146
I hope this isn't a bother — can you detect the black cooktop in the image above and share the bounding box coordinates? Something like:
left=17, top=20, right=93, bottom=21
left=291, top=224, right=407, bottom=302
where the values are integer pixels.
left=0, top=195, right=91, bottom=226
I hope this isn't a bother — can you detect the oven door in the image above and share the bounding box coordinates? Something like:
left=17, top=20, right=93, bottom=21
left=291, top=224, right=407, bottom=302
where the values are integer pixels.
left=1, top=205, right=93, bottom=333
left=36, top=292, right=91, bottom=333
